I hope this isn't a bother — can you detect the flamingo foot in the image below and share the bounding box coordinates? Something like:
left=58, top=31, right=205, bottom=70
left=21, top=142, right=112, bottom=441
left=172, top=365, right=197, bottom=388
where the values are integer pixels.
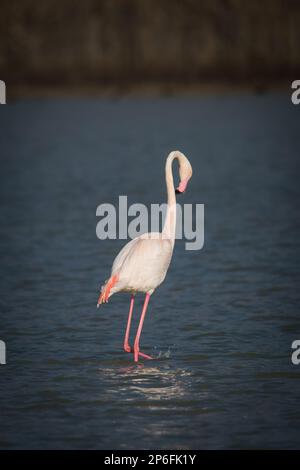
left=124, top=346, right=153, bottom=361
left=134, top=349, right=153, bottom=362
left=138, top=351, right=153, bottom=360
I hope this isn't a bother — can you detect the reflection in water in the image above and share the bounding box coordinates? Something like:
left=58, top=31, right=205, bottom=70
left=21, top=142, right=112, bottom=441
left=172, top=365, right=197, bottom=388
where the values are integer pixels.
left=100, top=364, right=193, bottom=401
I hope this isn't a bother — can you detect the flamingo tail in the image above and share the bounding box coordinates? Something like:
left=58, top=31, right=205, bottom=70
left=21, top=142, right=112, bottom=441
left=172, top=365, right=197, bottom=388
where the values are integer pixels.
left=97, top=274, right=119, bottom=307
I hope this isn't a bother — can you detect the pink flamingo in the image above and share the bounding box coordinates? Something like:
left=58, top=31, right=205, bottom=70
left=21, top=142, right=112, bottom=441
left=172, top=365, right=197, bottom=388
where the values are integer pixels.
left=97, top=150, right=193, bottom=362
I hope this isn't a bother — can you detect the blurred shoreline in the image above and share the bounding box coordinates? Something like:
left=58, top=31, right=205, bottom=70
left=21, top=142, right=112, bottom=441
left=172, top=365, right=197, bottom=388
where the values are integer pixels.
left=2, top=1, right=299, bottom=101
left=9, top=79, right=290, bottom=100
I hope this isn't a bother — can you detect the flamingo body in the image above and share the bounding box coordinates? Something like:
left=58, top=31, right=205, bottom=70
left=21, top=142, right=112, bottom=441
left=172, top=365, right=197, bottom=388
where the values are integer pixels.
left=101, top=233, right=173, bottom=299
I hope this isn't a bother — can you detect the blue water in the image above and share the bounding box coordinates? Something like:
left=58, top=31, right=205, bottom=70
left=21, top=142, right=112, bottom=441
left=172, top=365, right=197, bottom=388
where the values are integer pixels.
left=0, top=93, right=300, bottom=449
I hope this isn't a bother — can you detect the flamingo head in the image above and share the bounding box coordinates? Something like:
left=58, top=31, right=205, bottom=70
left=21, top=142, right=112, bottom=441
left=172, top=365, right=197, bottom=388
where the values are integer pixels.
left=175, top=153, right=193, bottom=194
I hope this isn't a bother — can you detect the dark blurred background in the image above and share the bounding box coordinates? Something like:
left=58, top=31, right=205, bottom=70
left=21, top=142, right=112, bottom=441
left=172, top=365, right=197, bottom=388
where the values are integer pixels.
left=1, top=0, right=300, bottom=98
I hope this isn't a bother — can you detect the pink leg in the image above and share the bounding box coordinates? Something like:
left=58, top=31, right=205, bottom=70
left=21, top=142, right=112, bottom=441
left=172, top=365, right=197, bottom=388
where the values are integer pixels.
left=134, top=293, right=152, bottom=362
left=124, top=295, right=135, bottom=353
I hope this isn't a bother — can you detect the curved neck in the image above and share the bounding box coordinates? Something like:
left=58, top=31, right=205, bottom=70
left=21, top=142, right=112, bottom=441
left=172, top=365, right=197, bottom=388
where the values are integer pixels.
left=163, top=152, right=177, bottom=246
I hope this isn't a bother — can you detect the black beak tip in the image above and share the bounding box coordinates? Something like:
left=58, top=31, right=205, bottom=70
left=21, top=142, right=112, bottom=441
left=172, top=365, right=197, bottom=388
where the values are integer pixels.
left=175, top=189, right=184, bottom=194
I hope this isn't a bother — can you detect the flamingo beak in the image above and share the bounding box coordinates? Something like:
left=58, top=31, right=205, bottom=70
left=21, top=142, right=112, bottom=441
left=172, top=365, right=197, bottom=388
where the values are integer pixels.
left=175, top=178, right=189, bottom=194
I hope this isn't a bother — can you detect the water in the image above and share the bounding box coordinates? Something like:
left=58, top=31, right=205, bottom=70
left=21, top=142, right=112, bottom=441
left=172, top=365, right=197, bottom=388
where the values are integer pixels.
left=0, top=93, right=300, bottom=449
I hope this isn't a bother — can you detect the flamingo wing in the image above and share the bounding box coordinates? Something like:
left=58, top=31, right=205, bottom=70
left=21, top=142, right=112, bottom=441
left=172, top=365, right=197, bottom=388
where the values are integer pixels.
left=111, top=237, right=141, bottom=275
left=114, top=234, right=173, bottom=294
left=99, top=233, right=173, bottom=304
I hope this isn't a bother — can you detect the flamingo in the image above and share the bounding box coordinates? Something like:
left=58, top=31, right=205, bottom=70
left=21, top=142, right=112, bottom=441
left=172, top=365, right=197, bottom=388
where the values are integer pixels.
left=97, top=150, right=193, bottom=362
